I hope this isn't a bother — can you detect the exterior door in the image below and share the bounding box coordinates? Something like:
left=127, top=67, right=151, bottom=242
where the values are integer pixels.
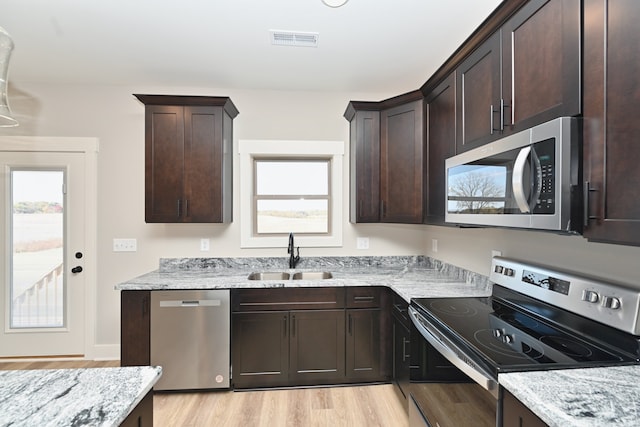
left=0, top=141, right=94, bottom=358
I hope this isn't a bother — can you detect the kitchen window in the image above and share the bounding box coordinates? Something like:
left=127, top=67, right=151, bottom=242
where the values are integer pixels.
left=239, top=140, right=344, bottom=248
left=254, top=159, right=330, bottom=235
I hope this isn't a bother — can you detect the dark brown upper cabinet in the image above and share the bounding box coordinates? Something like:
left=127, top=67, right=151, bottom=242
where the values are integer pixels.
left=134, top=94, right=238, bottom=223
left=582, top=0, right=640, bottom=246
left=345, top=103, right=381, bottom=223
left=345, top=92, right=425, bottom=224
left=456, top=0, right=581, bottom=153
left=380, top=98, right=425, bottom=224
left=425, top=73, right=457, bottom=225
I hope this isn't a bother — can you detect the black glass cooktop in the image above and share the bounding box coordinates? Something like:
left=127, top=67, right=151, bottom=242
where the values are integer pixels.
left=411, top=286, right=640, bottom=374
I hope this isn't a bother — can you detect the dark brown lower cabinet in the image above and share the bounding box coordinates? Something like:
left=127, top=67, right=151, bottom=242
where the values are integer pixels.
left=231, top=311, right=289, bottom=388
left=391, top=295, right=410, bottom=403
left=231, top=287, right=389, bottom=389
left=501, top=389, right=547, bottom=427
left=119, top=390, right=153, bottom=427
left=232, top=309, right=345, bottom=388
left=120, top=291, right=150, bottom=366
left=346, top=308, right=380, bottom=381
left=290, top=310, right=346, bottom=385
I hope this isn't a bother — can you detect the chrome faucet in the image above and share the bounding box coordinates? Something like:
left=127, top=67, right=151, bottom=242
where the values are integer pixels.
left=288, top=233, right=300, bottom=269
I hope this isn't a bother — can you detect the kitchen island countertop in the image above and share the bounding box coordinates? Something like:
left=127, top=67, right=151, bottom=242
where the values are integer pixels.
left=499, top=365, right=640, bottom=427
left=0, top=366, right=161, bottom=427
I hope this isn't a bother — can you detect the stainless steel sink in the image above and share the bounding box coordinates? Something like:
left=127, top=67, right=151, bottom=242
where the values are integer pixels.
left=246, top=271, right=333, bottom=280
left=247, top=272, right=290, bottom=280
left=291, top=271, right=333, bottom=280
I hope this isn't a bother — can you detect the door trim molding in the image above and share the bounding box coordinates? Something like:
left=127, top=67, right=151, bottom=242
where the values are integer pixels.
left=0, top=136, right=99, bottom=359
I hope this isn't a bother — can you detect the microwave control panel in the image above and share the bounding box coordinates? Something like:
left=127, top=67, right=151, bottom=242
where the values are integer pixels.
left=532, top=137, right=555, bottom=214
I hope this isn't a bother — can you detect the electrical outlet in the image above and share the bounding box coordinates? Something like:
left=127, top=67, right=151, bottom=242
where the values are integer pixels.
left=491, top=250, right=502, bottom=258
left=432, top=239, right=438, bottom=252
left=200, top=238, right=210, bottom=251
left=356, top=237, right=369, bottom=250
left=113, top=238, right=137, bottom=252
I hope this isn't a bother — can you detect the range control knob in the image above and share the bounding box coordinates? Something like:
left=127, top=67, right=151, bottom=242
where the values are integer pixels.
left=602, top=296, right=622, bottom=310
left=581, top=290, right=600, bottom=303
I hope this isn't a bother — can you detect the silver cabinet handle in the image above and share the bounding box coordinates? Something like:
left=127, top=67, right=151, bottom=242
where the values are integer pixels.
left=490, top=104, right=495, bottom=135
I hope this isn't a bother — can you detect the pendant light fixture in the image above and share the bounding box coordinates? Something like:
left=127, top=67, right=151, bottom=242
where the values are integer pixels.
left=321, top=0, right=349, bottom=8
left=0, top=26, right=18, bottom=127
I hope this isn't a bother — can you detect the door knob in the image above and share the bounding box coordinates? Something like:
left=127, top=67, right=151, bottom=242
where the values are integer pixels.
left=71, top=266, right=83, bottom=273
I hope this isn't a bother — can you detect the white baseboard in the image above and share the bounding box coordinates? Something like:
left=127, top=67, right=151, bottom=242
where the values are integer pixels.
left=87, top=343, right=120, bottom=361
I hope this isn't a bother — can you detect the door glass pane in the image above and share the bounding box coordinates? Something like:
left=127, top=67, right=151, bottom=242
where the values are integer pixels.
left=10, top=170, right=65, bottom=328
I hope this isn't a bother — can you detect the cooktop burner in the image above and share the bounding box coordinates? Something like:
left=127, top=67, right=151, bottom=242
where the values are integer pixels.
left=428, top=299, right=478, bottom=317
left=539, top=336, right=593, bottom=359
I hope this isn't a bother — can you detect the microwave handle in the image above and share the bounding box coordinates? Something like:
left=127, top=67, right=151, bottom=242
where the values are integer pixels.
left=512, top=146, right=532, bottom=213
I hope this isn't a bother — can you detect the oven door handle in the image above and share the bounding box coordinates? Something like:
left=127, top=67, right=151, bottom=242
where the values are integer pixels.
left=408, top=307, right=498, bottom=398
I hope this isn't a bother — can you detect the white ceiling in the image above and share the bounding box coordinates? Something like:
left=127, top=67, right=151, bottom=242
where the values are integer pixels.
left=3, top=0, right=502, bottom=94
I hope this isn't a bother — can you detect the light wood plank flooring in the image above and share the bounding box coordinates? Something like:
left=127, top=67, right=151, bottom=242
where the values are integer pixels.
left=0, top=360, right=409, bottom=426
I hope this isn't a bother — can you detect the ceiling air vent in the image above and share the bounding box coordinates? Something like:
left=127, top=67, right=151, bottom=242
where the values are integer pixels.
left=270, top=30, right=319, bottom=47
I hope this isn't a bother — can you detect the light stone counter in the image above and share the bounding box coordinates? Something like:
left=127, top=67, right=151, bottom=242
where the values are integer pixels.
left=0, top=366, right=162, bottom=427
left=499, top=365, right=640, bottom=427
left=115, top=256, right=493, bottom=301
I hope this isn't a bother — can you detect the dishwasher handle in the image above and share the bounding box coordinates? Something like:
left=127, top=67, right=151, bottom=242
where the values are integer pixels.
left=159, top=299, right=222, bottom=308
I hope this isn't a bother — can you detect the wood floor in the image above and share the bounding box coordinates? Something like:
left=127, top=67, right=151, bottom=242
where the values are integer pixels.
left=0, top=360, right=409, bottom=426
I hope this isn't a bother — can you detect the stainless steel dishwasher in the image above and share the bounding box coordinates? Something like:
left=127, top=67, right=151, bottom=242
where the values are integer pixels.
left=150, top=289, right=230, bottom=390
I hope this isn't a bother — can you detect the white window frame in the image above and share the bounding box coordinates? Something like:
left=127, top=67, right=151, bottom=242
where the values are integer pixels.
left=239, top=140, right=344, bottom=248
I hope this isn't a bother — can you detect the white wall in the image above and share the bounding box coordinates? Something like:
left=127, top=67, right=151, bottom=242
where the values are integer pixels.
left=3, top=83, right=426, bottom=355
left=3, top=82, right=640, bottom=358
left=422, top=225, right=640, bottom=288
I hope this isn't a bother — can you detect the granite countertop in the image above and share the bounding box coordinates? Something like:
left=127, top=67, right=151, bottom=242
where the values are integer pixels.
left=115, top=256, right=493, bottom=301
left=499, top=365, right=640, bottom=427
left=0, top=366, right=162, bottom=427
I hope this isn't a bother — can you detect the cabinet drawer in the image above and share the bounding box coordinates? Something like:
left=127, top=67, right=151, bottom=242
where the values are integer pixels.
left=232, top=287, right=345, bottom=312
left=346, top=287, right=383, bottom=309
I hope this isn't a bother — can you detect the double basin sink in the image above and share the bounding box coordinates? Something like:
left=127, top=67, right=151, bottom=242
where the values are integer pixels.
left=247, top=271, right=333, bottom=281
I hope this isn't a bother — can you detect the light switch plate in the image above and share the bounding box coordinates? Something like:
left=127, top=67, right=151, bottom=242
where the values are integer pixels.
left=113, top=238, right=137, bottom=252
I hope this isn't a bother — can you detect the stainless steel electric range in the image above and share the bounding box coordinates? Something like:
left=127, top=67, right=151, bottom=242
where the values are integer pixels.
left=408, top=257, right=640, bottom=427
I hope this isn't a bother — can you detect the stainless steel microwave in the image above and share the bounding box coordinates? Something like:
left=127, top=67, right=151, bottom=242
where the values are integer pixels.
left=445, top=117, right=582, bottom=232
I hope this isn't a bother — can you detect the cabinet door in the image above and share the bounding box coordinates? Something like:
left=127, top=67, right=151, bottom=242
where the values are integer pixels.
left=232, top=311, right=289, bottom=388
left=456, top=32, right=501, bottom=153
left=144, top=105, right=185, bottom=222
left=583, top=0, right=640, bottom=246
left=120, top=291, right=150, bottom=366
left=346, top=309, right=381, bottom=381
left=392, top=315, right=410, bottom=400
left=425, top=73, right=456, bottom=225
left=380, top=100, right=425, bottom=223
left=502, top=390, right=547, bottom=427
left=119, top=390, right=153, bottom=427
left=349, top=110, right=381, bottom=223
left=502, top=0, right=580, bottom=132
left=289, top=310, right=345, bottom=385
left=183, top=106, right=229, bottom=223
